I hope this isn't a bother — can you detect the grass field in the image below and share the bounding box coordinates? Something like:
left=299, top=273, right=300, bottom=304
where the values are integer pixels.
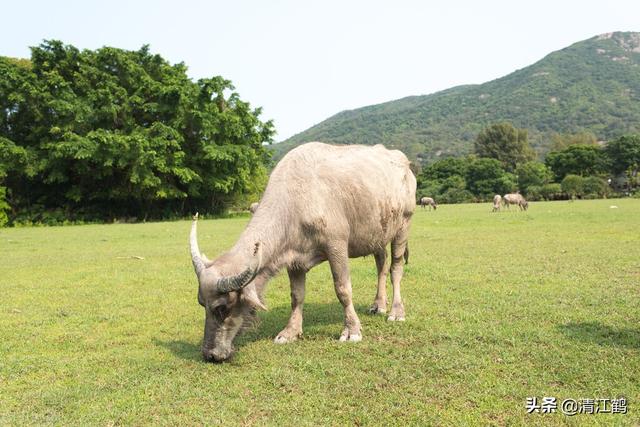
left=1, top=199, right=639, bottom=426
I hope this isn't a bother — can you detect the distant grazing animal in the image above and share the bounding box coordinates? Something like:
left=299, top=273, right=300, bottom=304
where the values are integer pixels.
left=492, top=194, right=502, bottom=212
left=503, top=193, right=528, bottom=211
left=420, top=196, right=437, bottom=210
left=249, top=202, right=259, bottom=214
left=190, top=142, right=416, bottom=362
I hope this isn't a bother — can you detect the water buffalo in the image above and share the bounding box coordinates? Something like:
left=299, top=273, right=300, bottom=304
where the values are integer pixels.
left=420, top=196, right=437, bottom=210
left=492, top=194, right=502, bottom=212
left=503, top=193, right=528, bottom=211
left=189, top=142, right=416, bottom=362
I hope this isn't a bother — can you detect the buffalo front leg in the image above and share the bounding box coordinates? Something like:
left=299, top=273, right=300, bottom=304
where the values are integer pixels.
left=327, top=243, right=362, bottom=342
left=388, top=227, right=409, bottom=321
left=275, top=268, right=306, bottom=344
left=369, top=249, right=388, bottom=315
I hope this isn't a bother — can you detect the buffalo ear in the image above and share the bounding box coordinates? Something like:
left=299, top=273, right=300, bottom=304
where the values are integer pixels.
left=242, top=283, right=267, bottom=311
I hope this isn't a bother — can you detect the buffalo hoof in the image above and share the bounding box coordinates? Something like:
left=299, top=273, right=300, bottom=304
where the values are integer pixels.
left=274, top=330, right=301, bottom=344
left=368, top=301, right=387, bottom=315
left=339, top=328, right=362, bottom=342
left=387, top=303, right=405, bottom=321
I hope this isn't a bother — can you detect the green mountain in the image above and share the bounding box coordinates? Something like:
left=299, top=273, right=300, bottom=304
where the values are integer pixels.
left=272, top=32, right=640, bottom=165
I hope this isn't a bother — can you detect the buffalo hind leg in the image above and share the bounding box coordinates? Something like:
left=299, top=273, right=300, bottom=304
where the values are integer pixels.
left=369, top=249, right=388, bottom=314
left=388, top=227, right=409, bottom=321
left=274, top=268, right=306, bottom=344
left=327, top=242, right=362, bottom=342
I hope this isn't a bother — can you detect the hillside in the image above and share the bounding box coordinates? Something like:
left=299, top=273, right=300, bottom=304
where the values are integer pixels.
left=273, top=32, right=640, bottom=164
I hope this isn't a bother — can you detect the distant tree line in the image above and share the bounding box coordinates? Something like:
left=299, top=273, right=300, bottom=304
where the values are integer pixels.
left=417, top=122, right=640, bottom=204
left=0, top=41, right=273, bottom=226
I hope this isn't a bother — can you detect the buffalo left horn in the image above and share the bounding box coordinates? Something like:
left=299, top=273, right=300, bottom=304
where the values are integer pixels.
left=190, top=213, right=206, bottom=280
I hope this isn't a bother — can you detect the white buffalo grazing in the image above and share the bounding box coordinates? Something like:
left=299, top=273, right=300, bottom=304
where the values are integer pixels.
left=503, top=193, right=528, bottom=211
left=249, top=202, right=259, bottom=214
left=492, top=194, right=502, bottom=212
left=420, top=196, right=437, bottom=210
left=190, top=142, right=417, bottom=362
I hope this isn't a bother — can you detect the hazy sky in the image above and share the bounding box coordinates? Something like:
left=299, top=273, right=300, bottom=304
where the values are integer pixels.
left=2, top=1, right=639, bottom=141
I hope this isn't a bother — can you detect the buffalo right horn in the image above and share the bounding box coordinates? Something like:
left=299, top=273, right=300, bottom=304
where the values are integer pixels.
left=215, top=243, right=262, bottom=293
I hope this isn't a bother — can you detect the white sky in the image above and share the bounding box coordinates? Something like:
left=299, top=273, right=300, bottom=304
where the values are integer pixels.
left=2, top=0, right=639, bottom=141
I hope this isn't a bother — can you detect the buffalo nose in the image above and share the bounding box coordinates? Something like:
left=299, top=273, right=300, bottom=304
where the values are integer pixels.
left=202, top=351, right=217, bottom=363
left=202, top=347, right=232, bottom=363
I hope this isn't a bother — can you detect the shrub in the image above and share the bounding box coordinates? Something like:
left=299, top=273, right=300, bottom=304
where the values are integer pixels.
left=582, top=176, right=610, bottom=198
left=525, top=185, right=543, bottom=201
left=561, top=175, right=585, bottom=199
left=440, top=188, right=474, bottom=204
left=540, top=183, right=563, bottom=200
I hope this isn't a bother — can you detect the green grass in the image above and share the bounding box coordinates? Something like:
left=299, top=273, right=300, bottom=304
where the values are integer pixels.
left=1, top=199, right=638, bottom=425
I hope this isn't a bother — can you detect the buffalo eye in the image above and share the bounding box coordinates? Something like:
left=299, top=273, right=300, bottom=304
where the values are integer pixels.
left=212, top=305, right=229, bottom=321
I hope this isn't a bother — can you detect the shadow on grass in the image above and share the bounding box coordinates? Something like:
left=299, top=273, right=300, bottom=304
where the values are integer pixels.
left=153, top=339, right=202, bottom=361
left=558, top=321, right=640, bottom=349
left=155, top=301, right=371, bottom=361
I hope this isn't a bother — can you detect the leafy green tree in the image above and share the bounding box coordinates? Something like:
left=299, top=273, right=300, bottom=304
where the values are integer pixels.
left=417, top=180, right=441, bottom=201
left=561, top=174, right=585, bottom=199
left=465, top=157, right=516, bottom=198
left=439, top=175, right=473, bottom=203
left=545, top=144, right=608, bottom=181
left=0, top=41, right=274, bottom=223
left=474, top=122, right=535, bottom=172
left=516, top=161, right=553, bottom=195
left=420, top=157, right=469, bottom=181
left=417, top=156, right=471, bottom=203
left=604, top=135, right=640, bottom=183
